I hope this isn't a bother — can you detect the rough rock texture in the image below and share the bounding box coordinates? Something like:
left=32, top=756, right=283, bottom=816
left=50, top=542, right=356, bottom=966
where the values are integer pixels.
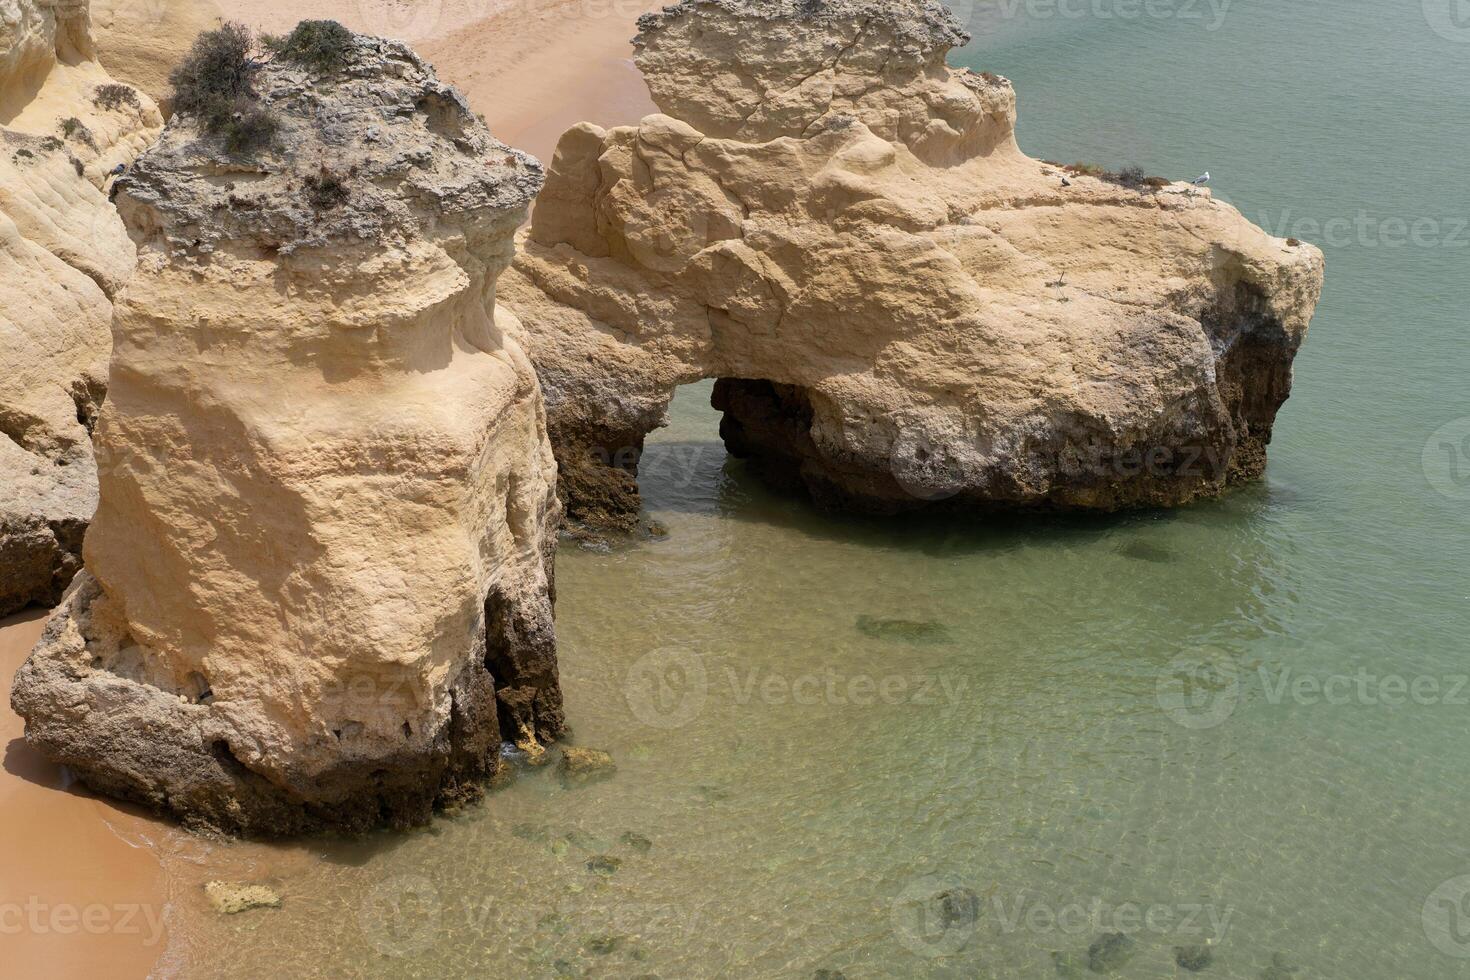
left=0, top=0, right=162, bottom=615
left=11, top=32, right=564, bottom=836
left=91, top=0, right=225, bottom=112
left=204, top=880, right=282, bottom=914
left=500, top=0, right=1324, bottom=526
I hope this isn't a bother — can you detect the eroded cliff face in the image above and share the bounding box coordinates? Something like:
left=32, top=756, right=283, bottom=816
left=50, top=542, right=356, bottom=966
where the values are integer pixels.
left=500, top=0, right=1324, bottom=526
left=11, top=31, right=564, bottom=835
left=91, top=0, right=226, bottom=112
left=0, top=0, right=162, bottom=615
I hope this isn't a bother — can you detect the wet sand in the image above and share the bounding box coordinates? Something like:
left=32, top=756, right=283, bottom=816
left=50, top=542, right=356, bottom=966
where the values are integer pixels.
left=0, top=613, right=172, bottom=978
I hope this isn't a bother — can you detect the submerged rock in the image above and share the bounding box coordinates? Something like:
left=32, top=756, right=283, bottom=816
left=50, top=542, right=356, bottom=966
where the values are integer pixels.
left=10, top=28, right=562, bottom=836
left=1260, top=951, right=1300, bottom=978
left=1176, top=942, right=1215, bottom=971
left=565, top=829, right=612, bottom=852
left=855, top=615, right=951, bottom=645
left=1087, top=932, right=1137, bottom=973
left=512, top=822, right=550, bottom=843
left=1117, top=541, right=1177, bottom=564
left=204, top=881, right=281, bottom=915
left=694, top=784, right=733, bottom=804
left=583, top=934, right=623, bottom=955
left=586, top=854, right=622, bottom=875
left=500, top=0, right=1323, bottom=529
left=620, top=831, right=653, bottom=853
left=559, top=747, right=617, bottom=787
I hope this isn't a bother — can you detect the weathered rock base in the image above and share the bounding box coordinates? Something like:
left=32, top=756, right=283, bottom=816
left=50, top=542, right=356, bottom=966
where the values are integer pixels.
left=11, top=574, right=563, bottom=837
left=551, top=307, right=1297, bottom=525
left=546, top=414, right=651, bottom=534
left=709, top=345, right=1290, bottom=518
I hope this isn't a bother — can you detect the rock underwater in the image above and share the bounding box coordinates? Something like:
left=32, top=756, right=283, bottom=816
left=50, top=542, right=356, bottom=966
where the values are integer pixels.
left=11, top=27, right=564, bottom=835
left=499, top=0, right=1325, bottom=529
left=0, top=0, right=163, bottom=615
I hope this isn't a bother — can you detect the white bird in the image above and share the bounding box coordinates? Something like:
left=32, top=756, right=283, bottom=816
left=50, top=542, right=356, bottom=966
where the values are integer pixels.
left=1189, top=171, right=1210, bottom=185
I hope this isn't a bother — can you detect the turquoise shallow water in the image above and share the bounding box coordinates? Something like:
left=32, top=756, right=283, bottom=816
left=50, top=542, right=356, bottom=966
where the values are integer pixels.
left=165, top=2, right=1470, bottom=977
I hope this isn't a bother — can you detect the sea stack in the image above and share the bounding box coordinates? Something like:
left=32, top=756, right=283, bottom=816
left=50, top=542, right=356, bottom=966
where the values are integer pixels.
left=0, top=0, right=163, bottom=615
left=500, top=0, right=1325, bottom=527
left=11, top=28, right=563, bottom=835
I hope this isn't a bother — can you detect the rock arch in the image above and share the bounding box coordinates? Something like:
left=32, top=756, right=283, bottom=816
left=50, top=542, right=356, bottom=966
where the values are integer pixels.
left=499, top=0, right=1323, bottom=530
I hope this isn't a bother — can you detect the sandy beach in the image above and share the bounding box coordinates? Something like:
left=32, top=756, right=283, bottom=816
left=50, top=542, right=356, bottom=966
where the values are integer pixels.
left=0, top=2, right=655, bottom=974
left=0, top=613, right=171, bottom=977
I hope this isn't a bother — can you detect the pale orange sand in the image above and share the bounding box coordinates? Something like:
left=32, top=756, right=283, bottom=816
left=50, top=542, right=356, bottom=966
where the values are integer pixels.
left=0, top=613, right=171, bottom=978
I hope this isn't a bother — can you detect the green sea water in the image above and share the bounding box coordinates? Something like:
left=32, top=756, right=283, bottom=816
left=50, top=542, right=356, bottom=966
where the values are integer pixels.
left=163, top=2, right=1470, bottom=976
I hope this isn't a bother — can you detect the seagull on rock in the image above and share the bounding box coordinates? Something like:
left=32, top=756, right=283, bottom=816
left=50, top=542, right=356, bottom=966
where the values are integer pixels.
left=1189, top=171, right=1210, bottom=185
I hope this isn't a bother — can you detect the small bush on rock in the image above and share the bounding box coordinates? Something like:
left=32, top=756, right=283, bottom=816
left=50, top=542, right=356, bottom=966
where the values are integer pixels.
left=93, top=83, right=140, bottom=111
left=1114, top=165, right=1147, bottom=187
left=170, top=23, right=281, bottom=155
left=221, top=101, right=281, bottom=155
left=264, top=20, right=356, bottom=74
left=1107, top=166, right=1173, bottom=191
left=303, top=168, right=350, bottom=210
left=59, top=117, right=96, bottom=149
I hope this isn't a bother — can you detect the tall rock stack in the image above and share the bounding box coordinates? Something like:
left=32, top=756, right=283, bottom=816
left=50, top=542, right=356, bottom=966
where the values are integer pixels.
left=12, top=29, right=564, bottom=835
left=500, top=0, right=1324, bottom=527
left=0, top=0, right=163, bottom=614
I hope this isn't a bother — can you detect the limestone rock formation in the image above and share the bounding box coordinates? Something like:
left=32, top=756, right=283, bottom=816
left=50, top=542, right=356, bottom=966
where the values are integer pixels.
left=91, top=0, right=225, bottom=112
left=11, top=29, right=563, bottom=835
left=1, top=0, right=162, bottom=615
left=500, top=0, right=1324, bottom=527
